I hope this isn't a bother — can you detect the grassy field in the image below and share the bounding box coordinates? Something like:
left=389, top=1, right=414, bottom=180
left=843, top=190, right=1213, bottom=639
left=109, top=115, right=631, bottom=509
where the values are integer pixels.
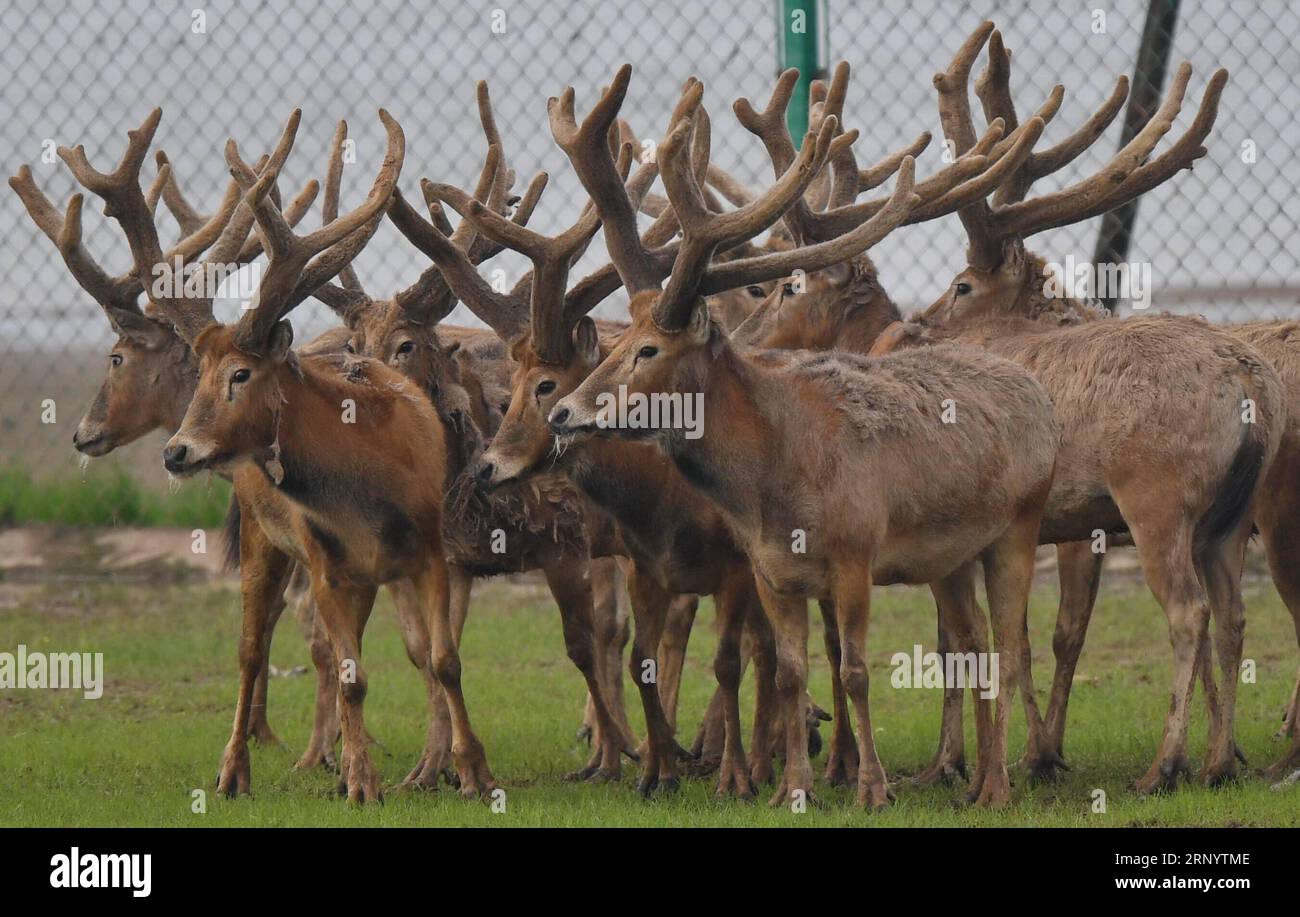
left=0, top=554, right=1297, bottom=827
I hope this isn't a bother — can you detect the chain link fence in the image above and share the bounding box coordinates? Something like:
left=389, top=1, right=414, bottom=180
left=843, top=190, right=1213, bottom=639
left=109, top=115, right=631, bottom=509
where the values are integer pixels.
left=1, top=0, right=1296, bottom=519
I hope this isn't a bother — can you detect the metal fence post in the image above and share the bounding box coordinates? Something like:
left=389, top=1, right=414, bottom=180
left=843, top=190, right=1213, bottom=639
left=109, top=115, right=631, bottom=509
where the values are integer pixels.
left=1093, top=0, right=1181, bottom=310
left=778, top=0, right=823, bottom=147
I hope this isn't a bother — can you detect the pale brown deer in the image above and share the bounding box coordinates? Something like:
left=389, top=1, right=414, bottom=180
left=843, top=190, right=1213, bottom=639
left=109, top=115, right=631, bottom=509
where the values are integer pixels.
left=13, top=131, right=473, bottom=785
left=544, top=65, right=1062, bottom=809
left=900, top=26, right=1300, bottom=789
left=867, top=24, right=1284, bottom=793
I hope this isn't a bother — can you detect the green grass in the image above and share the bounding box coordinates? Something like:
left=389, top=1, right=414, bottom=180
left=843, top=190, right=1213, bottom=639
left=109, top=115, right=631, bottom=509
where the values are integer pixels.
left=0, top=570, right=1297, bottom=826
left=0, top=466, right=232, bottom=528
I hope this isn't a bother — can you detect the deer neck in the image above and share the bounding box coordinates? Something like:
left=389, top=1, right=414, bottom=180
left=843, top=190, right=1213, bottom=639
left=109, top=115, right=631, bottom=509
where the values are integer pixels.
left=662, top=333, right=772, bottom=508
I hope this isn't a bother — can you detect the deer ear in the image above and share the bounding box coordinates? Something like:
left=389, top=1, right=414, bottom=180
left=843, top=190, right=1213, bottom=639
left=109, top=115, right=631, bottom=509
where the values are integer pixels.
left=686, top=300, right=711, bottom=343
left=267, top=320, right=294, bottom=363
left=572, top=316, right=600, bottom=365
left=106, top=307, right=172, bottom=350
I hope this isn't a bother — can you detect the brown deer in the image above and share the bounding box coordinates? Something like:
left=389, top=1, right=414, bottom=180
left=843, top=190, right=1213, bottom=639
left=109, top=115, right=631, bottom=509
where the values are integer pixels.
left=13, top=132, right=478, bottom=786
left=58, top=105, right=498, bottom=803
left=10, top=147, right=329, bottom=752
left=543, top=65, right=1062, bottom=809
left=868, top=24, right=1284, bottom=792
left=900, top=26, right=1300, bottom=789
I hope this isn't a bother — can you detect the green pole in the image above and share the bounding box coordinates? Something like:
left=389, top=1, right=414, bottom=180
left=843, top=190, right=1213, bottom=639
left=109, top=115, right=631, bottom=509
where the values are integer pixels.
left=780, top=0, right=821, bottom=147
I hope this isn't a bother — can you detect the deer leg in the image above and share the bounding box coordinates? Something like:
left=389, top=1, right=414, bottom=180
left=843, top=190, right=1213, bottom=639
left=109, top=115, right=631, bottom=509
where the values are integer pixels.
left=815, top=598, right=859, bottom=788
left=914, top=569, right=979, bottom=787
left=217, top=517, right=291, bottom=798
left=1196, top=522, right=1252, bottom=786
left=581, top=557, right=636, bottom=756
left=295, top=599, right=341, bottom=771
left=1256, top=471, right=1300, bottom=782
left=745, top=589, right=779, bottom=787
left=969, top=511, right=1039, bottom=808
left=712, top=573, right=755, bottom=799
left=1036, top=540, right=1104, bottom=777
left=308, top=569, right=380, bottom=804
left=756, top=579, right=814, bottom=809
left=626, top=566, right=681, bottom=797
left=830, top=567, right=892, bottom=811
left=390, top=575, right=452, bottom=791
left=245, top=584, right=286, bottom=747
left=415, top=553, right=495, bottom=798
left=1123, top=512, right=1205, bottom=795
left=658, top=594, right=698, bottom=734
left=544, top=557, right=626, bottom=784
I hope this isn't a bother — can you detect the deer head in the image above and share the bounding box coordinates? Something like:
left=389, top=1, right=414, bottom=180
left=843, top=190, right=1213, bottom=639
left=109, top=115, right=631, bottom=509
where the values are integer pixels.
left=543, top=65, right=919, bottom=441
left=919, top=23, right=1226, bottom=325
left=10, top=126, right=319, bottom=456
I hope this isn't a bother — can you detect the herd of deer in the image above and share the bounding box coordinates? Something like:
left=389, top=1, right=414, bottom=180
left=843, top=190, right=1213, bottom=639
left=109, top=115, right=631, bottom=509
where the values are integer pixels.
left=14, top=21, right=1300, bottom=809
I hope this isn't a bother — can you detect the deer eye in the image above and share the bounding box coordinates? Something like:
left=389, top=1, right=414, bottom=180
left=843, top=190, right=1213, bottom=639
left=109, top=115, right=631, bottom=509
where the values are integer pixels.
left=536, top=379, right=556, bottom=396
left=397, top=340, right=415, bottom=355
left=637, top=345, right=658, bottom=359
left=746, top=285, right=766, bottom=298
left=782, top=282, right=796, bottom=297
left=344, top=340, right=356, bottom=354
left=110, top=353, right=123, bottom=368
left=955, top=282, right=973, bottom=295
left=231, top=368, right=251, bottom=385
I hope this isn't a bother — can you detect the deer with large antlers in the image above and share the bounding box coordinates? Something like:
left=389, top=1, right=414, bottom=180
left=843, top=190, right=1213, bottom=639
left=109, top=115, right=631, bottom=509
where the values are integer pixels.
left=715, top=57, right=1049, bottom=785
left=536, top=64, right=1060, bottom=809
left=13, top=126, right=498, bottom=788
left=9, top=139, right=351, bottom=756
left=51, top=105, right=498, bottom=803
left=865, top=23, right=1284, bottom=792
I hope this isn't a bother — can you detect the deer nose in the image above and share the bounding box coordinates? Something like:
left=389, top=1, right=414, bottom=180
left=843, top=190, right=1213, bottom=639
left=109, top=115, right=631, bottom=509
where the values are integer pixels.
left=162, top=443, right=188, bottom=472
left=475, top=460, right=495, bottom=486
left=549, top=406, right=571, bottom=431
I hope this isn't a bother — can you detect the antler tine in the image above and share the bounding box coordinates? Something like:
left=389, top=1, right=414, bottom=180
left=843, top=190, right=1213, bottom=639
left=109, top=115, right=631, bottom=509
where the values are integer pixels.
left=550, top=64, right=663, bottom=293
left=58, top=109, right=169, bottom=299
left=448, top=143, right=503, bottom=251
left=387, top=182, right=529, bottom=340
left=228, top=109, right=404, bottom=349
left=933, top=21, right=994, bottom=156
left=933, top=22, right=1006, bottom=268
left=1008, top=66, right=1227, bottom=237
left=703, top=157, right=920, bottom=296
left=655, top=92, right=842, bottom=329
left=976, top=29, right=1128, bottom=207
left=859, top=133, right=932, bottom=191
left=734, top=68, right=827, bottom=243
left=9, top=166, right=140, bottom=312
left=906, top=117, right=1042, bottom=222
left=989, top=62, right=1201, bottom=242
left=155, top=150, right=205, bottom=234
left=234, top=169, right=321, bottom=263
left=466, top=168, right=548, bottom=264
left=322, top=120, right=365, bottom=294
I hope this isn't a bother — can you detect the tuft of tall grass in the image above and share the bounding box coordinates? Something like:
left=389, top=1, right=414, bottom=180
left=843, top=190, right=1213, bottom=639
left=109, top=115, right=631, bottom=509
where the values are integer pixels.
left=0, top=464, right=231, bottom=528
